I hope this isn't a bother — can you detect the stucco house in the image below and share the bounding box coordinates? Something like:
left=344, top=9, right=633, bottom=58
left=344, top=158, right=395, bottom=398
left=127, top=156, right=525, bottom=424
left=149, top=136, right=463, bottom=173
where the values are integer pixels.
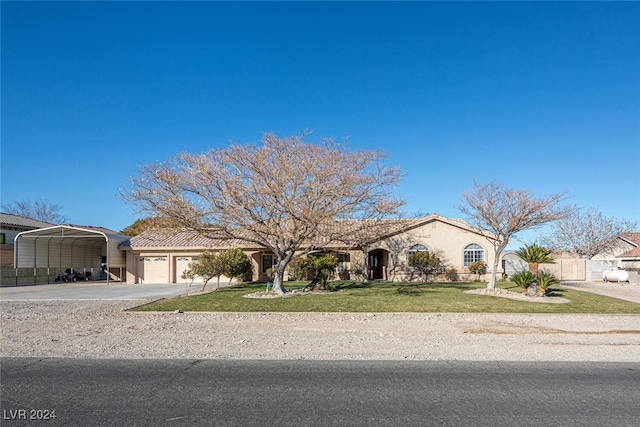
left=0, top=213, right=53, bottom=266
left=119, top=214, right=499, bottom=284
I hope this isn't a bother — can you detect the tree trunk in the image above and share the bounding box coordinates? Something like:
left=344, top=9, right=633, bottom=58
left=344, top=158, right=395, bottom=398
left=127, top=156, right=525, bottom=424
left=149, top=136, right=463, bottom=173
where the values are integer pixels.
left=271, top=261, right=288, bottom=295
left=487, top=259, right=500, bottom=289
left=528, top=262, right=539, bottom=275
left=488, top=241, right=507, bottom=290
left=363, top=246, right=370, bottom=282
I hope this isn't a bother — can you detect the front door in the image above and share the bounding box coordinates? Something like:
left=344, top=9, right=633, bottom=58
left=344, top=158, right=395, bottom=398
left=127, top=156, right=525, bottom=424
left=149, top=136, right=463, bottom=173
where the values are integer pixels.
left=369, top=250, right=385, bottom=280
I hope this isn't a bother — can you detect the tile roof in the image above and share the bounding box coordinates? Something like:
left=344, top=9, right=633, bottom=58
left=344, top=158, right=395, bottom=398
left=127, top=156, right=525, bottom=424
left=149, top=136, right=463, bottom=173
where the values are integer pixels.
left=620, top=232, right=640, bottom=246
left=123, top=215, right=486, bottom=251
left=618, top=232, right=640, bottom=259
left=0, top=213, right=54, bottom=230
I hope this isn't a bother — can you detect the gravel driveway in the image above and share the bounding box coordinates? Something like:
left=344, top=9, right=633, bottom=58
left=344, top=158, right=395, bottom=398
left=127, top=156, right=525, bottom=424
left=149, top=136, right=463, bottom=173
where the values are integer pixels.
left=1, top=282, right=638, bottom=362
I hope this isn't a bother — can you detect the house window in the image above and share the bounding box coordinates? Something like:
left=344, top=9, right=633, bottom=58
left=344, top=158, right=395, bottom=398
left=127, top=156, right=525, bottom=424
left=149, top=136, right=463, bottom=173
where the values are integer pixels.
left=463, top=244, right=484, bottom=266
left=262, top=254, right=277, bottom=274
left=408, top=244, right=428, bottom=255
left=0, top=233, right=5, bottom=244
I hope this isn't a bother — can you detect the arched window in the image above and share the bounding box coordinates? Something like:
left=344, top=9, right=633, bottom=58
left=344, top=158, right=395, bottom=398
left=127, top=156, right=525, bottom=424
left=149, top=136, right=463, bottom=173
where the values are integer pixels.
left=408, top=244, right=428, bottom=255
left=463, top=244, right=484, bottom=266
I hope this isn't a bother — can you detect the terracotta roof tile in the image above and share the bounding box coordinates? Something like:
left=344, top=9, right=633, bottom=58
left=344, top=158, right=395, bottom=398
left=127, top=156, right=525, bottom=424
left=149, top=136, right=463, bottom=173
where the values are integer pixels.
left=124, top=215, right=485, bottom=251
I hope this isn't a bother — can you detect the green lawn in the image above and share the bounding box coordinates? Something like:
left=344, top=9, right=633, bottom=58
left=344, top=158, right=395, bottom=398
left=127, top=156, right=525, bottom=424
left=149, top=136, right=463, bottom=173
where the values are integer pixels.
left=132, top=281, right=640, bottom=314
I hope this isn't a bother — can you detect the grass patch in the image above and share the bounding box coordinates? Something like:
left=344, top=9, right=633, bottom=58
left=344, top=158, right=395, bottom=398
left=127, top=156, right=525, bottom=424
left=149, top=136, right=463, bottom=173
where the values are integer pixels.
left=132, top=281, right=640, bottom=314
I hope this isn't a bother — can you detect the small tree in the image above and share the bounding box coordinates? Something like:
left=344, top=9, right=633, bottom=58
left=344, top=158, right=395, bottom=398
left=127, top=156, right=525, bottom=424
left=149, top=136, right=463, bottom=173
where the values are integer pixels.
left=2, top=198, right=67, bottom=224
left=223, top=248, right=252, bottom=286
left=457, top=181, right=574, bottom=289
left=181, top=251, right=227, bottom=292
left=407, top=252, right=443, bottom=282
left=467, top=261, right=486, bottom=281
left=516, top=243, right=554, bottom=276
left=542, top=208, right=637, bottom=259
left=120, top=218, right=156, bottom=236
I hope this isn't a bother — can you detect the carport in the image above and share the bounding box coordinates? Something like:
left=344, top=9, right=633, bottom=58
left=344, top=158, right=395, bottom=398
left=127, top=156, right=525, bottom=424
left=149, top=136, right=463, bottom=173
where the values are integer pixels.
left=14, top=225, right=129, bottom=283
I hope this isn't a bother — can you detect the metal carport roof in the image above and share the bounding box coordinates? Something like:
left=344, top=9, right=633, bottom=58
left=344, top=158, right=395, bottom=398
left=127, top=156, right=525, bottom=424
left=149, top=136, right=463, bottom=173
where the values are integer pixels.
left=14, top=225, right=128, bottom=270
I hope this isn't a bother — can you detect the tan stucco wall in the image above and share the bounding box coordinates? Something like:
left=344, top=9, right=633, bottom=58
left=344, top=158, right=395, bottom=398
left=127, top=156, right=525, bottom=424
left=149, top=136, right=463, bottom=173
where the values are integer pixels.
left=369, top=219, right=498, bottom=281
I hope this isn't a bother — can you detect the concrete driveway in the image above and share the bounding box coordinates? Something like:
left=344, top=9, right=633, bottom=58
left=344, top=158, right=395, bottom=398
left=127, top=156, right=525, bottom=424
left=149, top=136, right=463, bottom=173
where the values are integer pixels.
left=0, top=281, right=202, bottom=301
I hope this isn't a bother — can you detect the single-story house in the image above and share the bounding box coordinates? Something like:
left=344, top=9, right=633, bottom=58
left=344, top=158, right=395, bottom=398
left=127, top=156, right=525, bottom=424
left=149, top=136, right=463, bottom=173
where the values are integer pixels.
left=0, top=213, right=53, bottom=266
left=119, top=214, right=500, bottom=284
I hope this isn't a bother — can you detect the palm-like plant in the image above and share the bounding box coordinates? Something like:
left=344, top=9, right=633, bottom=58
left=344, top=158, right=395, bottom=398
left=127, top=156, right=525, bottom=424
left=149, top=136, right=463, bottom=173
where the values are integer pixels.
left=516, top=244, right=554, bottom=275
left=536, top=271, right=558, bottom=296
left=509, top=271, right=536, bottom=292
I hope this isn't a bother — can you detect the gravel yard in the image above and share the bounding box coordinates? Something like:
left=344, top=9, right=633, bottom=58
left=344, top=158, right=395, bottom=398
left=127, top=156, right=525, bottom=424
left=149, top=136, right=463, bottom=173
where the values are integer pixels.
left=2, top=290, right=639, bottom=361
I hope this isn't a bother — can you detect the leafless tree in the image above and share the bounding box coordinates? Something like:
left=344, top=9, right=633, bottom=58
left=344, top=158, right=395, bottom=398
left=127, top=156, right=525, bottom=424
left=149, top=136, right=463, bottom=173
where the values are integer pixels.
left=457, top=181, right=574, bottom=289
left=542, top=208, right=637, bottom=259
left=123, top=133, right=404, bottom=294
left=2, top=198, right=67, bottom=224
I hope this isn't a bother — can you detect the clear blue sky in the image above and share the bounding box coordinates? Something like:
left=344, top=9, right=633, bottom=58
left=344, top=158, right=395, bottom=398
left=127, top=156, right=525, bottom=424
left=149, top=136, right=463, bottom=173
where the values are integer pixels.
left=2, top=2, right=639, bottom=246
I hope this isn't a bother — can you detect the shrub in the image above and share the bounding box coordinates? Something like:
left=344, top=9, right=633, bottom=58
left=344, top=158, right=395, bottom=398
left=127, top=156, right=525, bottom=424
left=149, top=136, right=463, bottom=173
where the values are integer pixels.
left=510, top=270, right=536, bottom=292
left=443, top=267, right=458, bottom=282
left=407, top=252, right=443, bottom=282
left=537, top=271, right=558, bottom=295
left=467, top=261, right=486, bottom=281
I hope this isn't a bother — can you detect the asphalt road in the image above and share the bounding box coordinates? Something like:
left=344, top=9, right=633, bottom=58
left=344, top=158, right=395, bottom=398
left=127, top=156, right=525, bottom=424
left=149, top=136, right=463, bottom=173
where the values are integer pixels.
left=1, top=358, right=639, bottom=426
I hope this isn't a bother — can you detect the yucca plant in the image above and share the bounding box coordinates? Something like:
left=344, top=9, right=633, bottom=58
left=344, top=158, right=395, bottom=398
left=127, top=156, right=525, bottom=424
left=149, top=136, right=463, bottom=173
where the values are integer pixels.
left=510, top=270, right=536, bottom=293
left=536, top=271, right=558, bottom=296
left=516, top=244, right=554, bottom=275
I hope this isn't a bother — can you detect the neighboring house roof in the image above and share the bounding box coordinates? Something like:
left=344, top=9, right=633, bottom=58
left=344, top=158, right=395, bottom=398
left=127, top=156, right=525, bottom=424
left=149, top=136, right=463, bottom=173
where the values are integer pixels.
left=62, top=224, right=120, bottom=235
left=0, top=212, right=54, bottom=230
left=617, top=232, right=640, bottom=259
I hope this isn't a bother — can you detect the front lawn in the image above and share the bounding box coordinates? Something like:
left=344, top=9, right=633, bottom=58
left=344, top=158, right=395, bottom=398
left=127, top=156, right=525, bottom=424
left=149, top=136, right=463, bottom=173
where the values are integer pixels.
left=132, top=281, right=640, bottom=314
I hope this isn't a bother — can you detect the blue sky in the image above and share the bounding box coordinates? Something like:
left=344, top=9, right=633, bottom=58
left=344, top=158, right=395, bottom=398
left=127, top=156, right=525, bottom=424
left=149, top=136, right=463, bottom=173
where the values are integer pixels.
left=2, top=2, right=639, bottom=246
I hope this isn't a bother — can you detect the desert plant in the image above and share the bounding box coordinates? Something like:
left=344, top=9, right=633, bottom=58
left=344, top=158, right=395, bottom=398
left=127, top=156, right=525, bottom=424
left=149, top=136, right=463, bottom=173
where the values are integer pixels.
left=536, top=271, right=558, bottom=296
left=516, top=244, right=554, bottom=275
left=510, top=271, right=536, bottom=293
left=299, top=254, right=340, bottom=290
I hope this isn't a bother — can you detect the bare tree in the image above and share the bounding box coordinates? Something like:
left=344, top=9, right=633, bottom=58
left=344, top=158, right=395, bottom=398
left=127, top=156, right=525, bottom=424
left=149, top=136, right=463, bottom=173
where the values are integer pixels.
left=2, top=198, right=67, bottom=224
left=542, top=208, right=637, bottom=259
left=123, top=133, right=404, bottom=294
left=457, top=181, right=574, bottom=289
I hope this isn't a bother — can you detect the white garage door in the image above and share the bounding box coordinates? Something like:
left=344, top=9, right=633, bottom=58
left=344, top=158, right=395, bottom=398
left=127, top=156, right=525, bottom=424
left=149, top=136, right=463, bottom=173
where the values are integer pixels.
left=175, top=256, right=202, bottom=283
left=139, top=257, right=169, bottom=283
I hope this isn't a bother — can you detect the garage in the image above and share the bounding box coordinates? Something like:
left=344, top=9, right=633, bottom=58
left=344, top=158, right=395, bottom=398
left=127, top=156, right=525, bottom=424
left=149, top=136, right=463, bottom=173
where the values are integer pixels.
left=14, top=225, right=129, bottom=282
left=138, top=256, right=169, bottom=283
